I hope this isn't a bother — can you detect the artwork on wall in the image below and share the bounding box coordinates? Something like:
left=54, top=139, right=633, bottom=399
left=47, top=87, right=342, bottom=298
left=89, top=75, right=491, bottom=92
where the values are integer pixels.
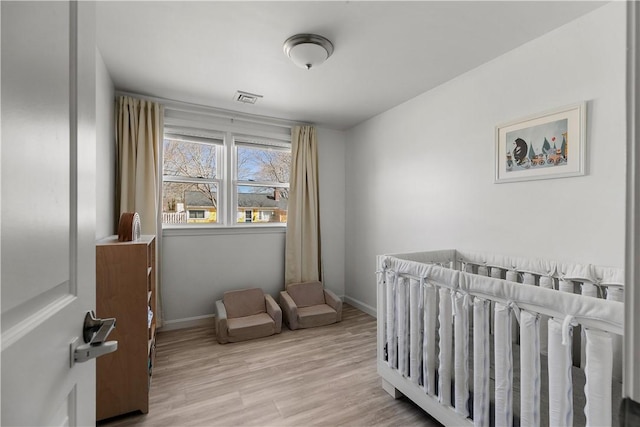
left=495, top=102, right=586, bottom=183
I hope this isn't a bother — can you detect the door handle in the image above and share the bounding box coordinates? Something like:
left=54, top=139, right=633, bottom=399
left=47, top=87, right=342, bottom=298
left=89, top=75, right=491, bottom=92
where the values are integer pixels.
left=83, top=310, right=116, bottom=345
left=73, top=311, right=118, bottom=363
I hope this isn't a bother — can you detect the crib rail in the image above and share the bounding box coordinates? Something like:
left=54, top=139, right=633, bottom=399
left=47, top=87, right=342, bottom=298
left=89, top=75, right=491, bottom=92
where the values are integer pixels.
left=377, top=252, right=624, bottom=427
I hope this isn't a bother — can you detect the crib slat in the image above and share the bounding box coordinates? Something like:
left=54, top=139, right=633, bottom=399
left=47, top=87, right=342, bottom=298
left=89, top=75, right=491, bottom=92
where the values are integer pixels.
left=438, top=287, right=453, bottom=406
left=423, top=282, right=437, bottom=395
left=578, top=283, right=595, bottom=370
left=505, top=270, right=519, bottom=283
left=548, top=318, right=574, bottom=427
left=559, top=278, right=574, bottom=293
left=582, top=282, right=598, bottom=298
left=397, top=277, right=408, bottom=376
left=523, top=272, right=536, bottom=286
left=605, top=287, right=624, bottom=381
left=520, top=311, right=541, bottom=427
left=584, top=328, right=613, bottom=427
left=494, top=303, right=514, bottom=427
left=607, top=287, right=624, bottom=302
left=386, top=271, right=397, bottom=368
left=539, top=275, right=554, bottom=289
left=473, top=298, right=491, bottom=427
left=536, top=276, right=553, bottom=356
left=454, top=292, right=470, bottom=417
left=409, top=279, right=421, bottom=385
left=504, top=269, right=521, bottom=345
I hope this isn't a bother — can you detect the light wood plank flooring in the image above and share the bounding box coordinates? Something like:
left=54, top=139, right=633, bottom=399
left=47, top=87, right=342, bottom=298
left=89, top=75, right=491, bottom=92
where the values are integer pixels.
left=98, top=304, right=442, bottom=426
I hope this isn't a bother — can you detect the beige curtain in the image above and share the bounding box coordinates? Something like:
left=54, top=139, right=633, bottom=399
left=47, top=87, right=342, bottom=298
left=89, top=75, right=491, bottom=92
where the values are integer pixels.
left=115, top=96, right=162, bottom=234
left=285, top=126, right=322, bottom=284
left=115, top=96, right=163, bottom=326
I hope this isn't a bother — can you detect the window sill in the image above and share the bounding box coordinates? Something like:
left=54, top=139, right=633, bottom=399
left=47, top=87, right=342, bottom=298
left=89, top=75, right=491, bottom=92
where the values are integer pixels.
left=162, top=224, right=287, bottom=237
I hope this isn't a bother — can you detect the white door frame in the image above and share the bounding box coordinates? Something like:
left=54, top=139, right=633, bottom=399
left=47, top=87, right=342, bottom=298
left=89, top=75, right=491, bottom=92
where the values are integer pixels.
left=625, top=0, right=640, bottom=404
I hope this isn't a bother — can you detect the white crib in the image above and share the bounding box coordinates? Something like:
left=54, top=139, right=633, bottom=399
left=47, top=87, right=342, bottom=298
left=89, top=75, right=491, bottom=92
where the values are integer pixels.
left=377, top=250, right=624, bottom=427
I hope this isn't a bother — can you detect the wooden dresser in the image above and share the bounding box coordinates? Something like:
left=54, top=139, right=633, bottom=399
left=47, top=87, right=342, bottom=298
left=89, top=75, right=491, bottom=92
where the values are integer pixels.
left=96, top=235, right=156, bottom=421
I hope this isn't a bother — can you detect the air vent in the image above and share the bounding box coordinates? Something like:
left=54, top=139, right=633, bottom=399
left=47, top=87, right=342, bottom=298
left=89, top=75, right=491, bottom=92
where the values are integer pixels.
left=234, top=90, right=263, bottom=104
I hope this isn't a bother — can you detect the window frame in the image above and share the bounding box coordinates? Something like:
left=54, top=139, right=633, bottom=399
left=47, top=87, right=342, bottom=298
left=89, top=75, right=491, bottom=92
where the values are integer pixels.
left=162, top=131, right=224, bottom=226
left=162, top=128, right=290, bottom=230
left=233, top=136, right=290, bottom=226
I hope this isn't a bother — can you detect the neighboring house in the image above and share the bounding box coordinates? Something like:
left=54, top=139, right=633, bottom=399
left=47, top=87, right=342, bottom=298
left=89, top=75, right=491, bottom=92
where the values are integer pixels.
left=172, top=190, right=288, bottom=224
left=237, top=191, right=288, bottom=224
left=184, top=191, right=218, bottom=223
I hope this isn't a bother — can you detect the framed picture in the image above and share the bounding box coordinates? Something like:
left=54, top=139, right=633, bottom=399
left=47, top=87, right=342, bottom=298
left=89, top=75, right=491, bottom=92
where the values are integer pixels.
left=495, top=102, right=586, bottom=183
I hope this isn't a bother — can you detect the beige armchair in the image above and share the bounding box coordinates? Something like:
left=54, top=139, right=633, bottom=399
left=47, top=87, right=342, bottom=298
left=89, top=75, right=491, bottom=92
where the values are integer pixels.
left=215, top=287, right=282, bottom=344
left=279, top=281, right=342, bottom=330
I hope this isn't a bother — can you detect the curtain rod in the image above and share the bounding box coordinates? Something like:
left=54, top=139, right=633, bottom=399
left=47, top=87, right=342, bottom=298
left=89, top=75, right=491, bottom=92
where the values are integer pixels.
left=115, top=90, right=311, bottom=130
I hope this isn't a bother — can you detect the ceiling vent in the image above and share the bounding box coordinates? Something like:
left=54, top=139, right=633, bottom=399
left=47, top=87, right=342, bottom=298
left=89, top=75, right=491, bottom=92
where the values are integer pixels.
left=234, top=90, right=263, bottom=104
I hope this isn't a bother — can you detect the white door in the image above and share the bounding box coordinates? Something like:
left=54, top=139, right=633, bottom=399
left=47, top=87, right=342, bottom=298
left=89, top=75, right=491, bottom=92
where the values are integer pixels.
left=1, top=1, right=97, bottom=425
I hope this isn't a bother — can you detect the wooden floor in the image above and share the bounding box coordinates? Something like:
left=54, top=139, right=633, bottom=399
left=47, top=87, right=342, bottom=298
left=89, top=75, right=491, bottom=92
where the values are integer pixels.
left=99, top=304, right=442, bottom=426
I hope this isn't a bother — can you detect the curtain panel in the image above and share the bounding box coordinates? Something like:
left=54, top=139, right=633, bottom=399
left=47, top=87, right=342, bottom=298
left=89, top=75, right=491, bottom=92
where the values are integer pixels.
left=285, top=125, right=322, bottom=284
left=115, top=96, right=163, bottom=234
left=115, top=96, right=163, bottom=326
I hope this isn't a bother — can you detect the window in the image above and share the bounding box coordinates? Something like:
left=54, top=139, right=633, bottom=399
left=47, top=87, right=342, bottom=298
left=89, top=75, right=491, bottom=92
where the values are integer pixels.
left=162, top=130, right=290, bottom=227
left=188, top=210, right=205, bottom=219
left=235, top=139, right=290, bottom=225
left=162, top=133, right=221, bottom=225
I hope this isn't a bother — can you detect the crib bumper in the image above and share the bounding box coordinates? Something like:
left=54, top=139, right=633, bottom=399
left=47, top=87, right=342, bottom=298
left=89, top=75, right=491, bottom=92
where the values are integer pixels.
left=377, top=251, right=624, bottom=427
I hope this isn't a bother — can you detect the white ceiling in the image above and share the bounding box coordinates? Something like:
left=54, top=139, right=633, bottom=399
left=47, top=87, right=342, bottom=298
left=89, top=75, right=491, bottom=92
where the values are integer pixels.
left=96, top=1, right=605, bottom=131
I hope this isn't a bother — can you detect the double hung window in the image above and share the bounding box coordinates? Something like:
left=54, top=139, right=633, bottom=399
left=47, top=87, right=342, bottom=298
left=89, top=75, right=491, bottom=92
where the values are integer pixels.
left=162, top=133, right=222, bottom=225
left=235, top=138, right=290, bottom=225
left=162, top=130, right=290, bottom=227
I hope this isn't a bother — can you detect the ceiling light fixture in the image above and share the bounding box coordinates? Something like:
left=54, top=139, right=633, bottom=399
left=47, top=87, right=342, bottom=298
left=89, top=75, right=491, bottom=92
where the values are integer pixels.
left=283, top=34, right=334, bottom=70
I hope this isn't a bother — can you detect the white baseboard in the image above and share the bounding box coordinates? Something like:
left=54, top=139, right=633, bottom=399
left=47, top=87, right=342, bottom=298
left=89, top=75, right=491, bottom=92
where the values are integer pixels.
left=344, top=295, right=377, bottom=318
left=160, top=296, right=377, bottom=331
left=160, top=314, right=215, bottom=331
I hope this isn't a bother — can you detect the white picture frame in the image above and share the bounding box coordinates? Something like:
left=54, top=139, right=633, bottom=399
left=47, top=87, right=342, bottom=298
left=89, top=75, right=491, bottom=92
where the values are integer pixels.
left=495, top=102, right=586, bottom=183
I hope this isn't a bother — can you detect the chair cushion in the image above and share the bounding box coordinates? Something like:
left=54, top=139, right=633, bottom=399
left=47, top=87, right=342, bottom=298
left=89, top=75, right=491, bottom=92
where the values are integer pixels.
left=298, top=304, right=338, bottom=329
left=286, top=281, right=325, bottom=307
left=223, top=288, right=265, bottom=319
left=227, top=313, right=275, bottom=341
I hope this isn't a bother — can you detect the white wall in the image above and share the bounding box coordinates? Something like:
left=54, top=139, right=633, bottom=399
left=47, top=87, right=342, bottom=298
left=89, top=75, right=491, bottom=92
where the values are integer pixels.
left=161, top=126, right=346, bottom=326
left=161, top=229, right=286, bottom=324
left=317, top=127, right=346, bottom=297
left=344, top=3, right=627, bottom=312
left=95, top=49, right=115, bottom=239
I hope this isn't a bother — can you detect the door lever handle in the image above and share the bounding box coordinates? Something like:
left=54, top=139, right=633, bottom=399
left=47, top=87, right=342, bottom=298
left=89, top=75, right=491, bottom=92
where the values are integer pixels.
left=73, top=310, right=118, bottom=364
left=83, top=310, right=116, bottom=345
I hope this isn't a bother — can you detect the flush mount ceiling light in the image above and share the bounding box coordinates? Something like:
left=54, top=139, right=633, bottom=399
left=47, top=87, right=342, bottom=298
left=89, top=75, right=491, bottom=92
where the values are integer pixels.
left=283, top=34, right=334, bottom=70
